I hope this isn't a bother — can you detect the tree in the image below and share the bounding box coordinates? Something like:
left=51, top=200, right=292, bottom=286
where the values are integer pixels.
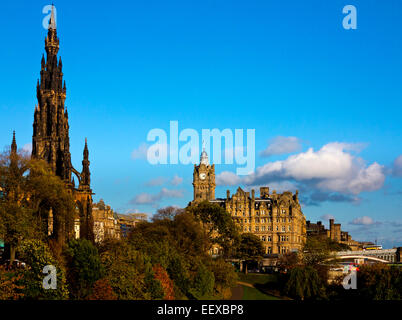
left=236, top=233, right=264, bottom=274
left=125, top=209, right=241, bottom=300
left=0, top=149, right=76, bottom=265
left=278, top=251, right=299, bottom=271
left=189, top=263, right=215, bottom=300
left=0, top=150, right=41, bottom=264
left=0, top=266, right=24, bottom=300
left=99, top=240, right=151, bottom=300
left=284, top=266, right=327, bottom=300
left=186, top=201, right=240, bottom=257
left=17, top=239, right=69, bottom=299
left=302, top=235, right=338, bottom=283
left=64, top=239, right=104, bottom=299
left=153, top=264, right=175, bottom=300
left=26, top=159, right=76, bottom=242
left=88, top=278, right=117, bottom=300
left=357, top=264, right=402, bottom=300
left=208, top=258, right=238, bottom=299
left=152, top=206, right=184, bottom=221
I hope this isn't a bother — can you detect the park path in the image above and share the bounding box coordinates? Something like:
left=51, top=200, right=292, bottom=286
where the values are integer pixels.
left=236, top=281, right=254, bottom=288
left=229, top=284, right=244, bottom=300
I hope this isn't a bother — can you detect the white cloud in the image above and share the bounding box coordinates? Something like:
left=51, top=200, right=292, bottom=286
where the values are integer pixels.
left=216, top=171, right=242, bottom=186
left=145, top=177, right=166, bottom=187
left=131, top=143, right=149, bottom=160
left=144, top=175, right=183, bottom=187
left=132, top=193, right=155, bottom=204
left=244, top=142, right=385, bottom=195
left=349, top=216, right=378, bottom=226
left=320, top=214, right=335, bottom=221
left=22, top=143, right=32, bottom=153
left=130, top=188, right=184, bottom=206
left=170, top=175, right=183, bottom=186
left=260, top=136, right=302, bottom=157
left=392, top=155, right=402, bottom=177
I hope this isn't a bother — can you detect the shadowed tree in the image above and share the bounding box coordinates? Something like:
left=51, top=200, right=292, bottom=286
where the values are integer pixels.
left=0, top=146, right=76, bottom=264
left=185, top=201, right=240, bottom=257
left=235, top=233, right=265, bottom=274
left=152, top=206, right=184, bottom=221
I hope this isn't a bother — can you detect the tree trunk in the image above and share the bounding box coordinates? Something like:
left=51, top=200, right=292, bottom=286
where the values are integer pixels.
left=244, top=262, right=248, bottom=275
left=9, top=245, right=16, bottom=265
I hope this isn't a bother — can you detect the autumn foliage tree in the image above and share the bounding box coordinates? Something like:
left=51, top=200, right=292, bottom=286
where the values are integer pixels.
left=88, top=278, right=117, bottom=300
left=0, top=149, right=76, bottom=265
left=153, top=264, right=174, bottom=300
left=0, top=266, right=24, bottom=300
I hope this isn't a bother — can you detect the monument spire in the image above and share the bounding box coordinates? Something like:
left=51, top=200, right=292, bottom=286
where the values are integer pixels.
left=11, top=131, right=17, bottom=155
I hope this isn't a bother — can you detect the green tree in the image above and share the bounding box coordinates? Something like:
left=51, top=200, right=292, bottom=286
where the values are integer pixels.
left=0, top=150, right=41, bottom=263
left=284, top=266, right=326, bottom=300
left=357, top=264, right=402, bottom=300
left=208, top=258, right=238, bottom=299
left=236, top=233, right=264, bottom=274
left=0, top=150, right=76, bottom=265
left=302, top=235, right=338, bottom=283
left=64, top=239, right=104, bottom=299
left=186, top=201, right=240, bottom=257
left=17, top=239, right=69, bottom=299
left=189, top=263, right=215, bottom=300
left=99, top=240, right=151, bottom=300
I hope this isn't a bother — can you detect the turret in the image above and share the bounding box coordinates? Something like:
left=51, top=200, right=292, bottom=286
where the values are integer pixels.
left=11, top=131, right=17, bottom=155
left=80, top=138, right=91, bottom=187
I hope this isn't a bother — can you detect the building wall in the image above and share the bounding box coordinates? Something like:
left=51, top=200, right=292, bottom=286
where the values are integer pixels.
left=308, top=218, right=364, bottom=250
left=222, top=187, right=306, bottom=255
left=92, top=199, right=120, bottom=243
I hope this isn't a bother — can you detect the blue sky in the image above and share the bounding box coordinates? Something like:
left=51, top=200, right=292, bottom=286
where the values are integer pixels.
left=0, top=0, right=402, bottom=247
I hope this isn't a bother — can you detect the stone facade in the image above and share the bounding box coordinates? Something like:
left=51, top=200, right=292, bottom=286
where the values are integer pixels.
left=116, top=213, right=148, bottom=238
left=29, top=6, right=93, bottom=242
left=192, top=150, right=215, bottom=203
left=192, top=151, right=307, bottom=255
left=92, top=200, right=120, bottom=243
left=306, top=218, right=362, bottom=250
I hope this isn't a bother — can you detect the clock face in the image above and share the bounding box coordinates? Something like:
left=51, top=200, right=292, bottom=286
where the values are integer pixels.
left=199, top=173, right=207, bottom=180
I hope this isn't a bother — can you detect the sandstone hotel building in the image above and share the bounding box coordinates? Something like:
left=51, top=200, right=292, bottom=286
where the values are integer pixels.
left=191, top=150, right=307, bottom=255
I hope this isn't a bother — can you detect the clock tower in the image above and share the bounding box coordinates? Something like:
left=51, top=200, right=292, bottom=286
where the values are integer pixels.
left=192, top=150, right=215, bottom=203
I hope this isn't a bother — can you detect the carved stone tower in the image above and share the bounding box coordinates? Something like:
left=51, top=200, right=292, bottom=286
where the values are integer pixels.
left=32, top=7, right=71, bottom=182
left=31, top=6, right=94, bottom=242
left=192, top=150, right=216, bottom=203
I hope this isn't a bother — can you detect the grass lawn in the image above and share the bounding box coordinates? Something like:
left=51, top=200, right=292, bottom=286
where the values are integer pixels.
left=242, top=285, right=280, bottom=300
left=237, top=273, right=286, bottom=300
left=238, top=273, right=279, bottom=285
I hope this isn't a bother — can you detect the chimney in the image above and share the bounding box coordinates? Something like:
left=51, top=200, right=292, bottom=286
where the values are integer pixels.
left=260, top=187, right=269, bottom=198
